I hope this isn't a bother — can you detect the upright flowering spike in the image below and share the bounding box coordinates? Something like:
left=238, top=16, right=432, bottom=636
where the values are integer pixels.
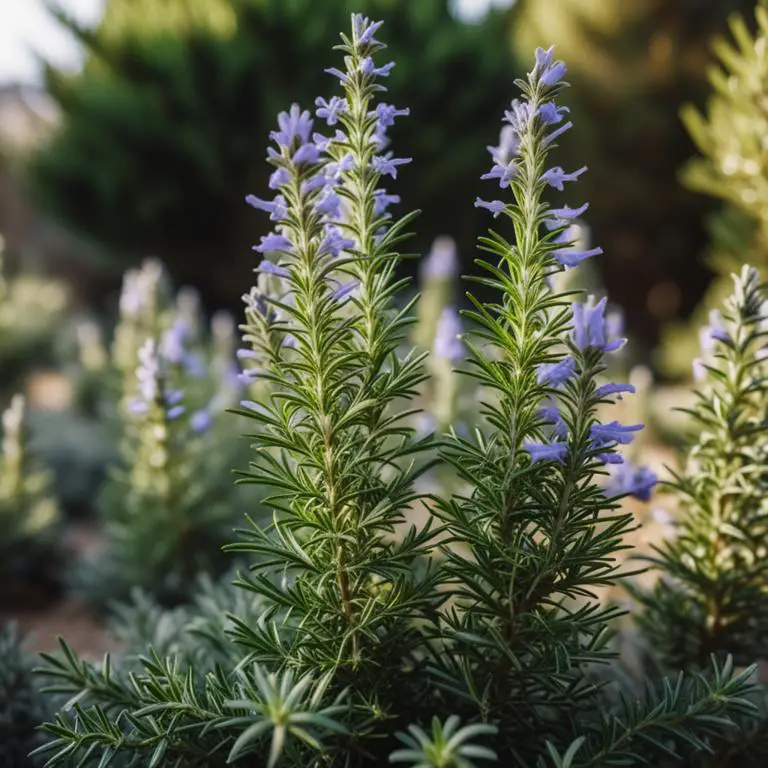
left=235, top=14, right=436, bottom=684
left=441, top=43, right=650, bottom=737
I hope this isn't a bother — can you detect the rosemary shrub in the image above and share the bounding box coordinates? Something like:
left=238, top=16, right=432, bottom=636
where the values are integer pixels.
left=34, top=16, right=766, bottom=768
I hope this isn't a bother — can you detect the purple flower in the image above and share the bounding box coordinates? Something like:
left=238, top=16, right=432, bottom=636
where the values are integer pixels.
left=433, top=307, right=464, bottom=363
left=373, top=189, right=400, bottom=216
left=237, top=348, right=260, bottom=360
left=238, top=368, right=262, bottom=384
left=706, top=309, right=730, bottom=344
left=190, top=409, right=213, bottom=435
left=372, top=154, right=412, bottom=179
left=537, top=356, right=575, bottom=387
left=595, top=382, right=636, bottom=400
left=319, top=226, right=355, bottom=258
left=590, top=421, right=643, bottom=448
left=481, top=156, right=518, bottom=188
left=474, top=198, right=507, bottom=218
left=268, top=168, right=290, bottom=190
left=538, top=102, right=570, bottom=126
left=270, top=105, right=313, bottom=149
left=119, top=271, right=147, bottom=316
left=257, top=260, right=290, bottom=278
left=503, top=99, right=534, bottom=136
left=184, top=352, right=207, bottom=379
left=254, top=233, right=292, bottom=254
left=166, top=405, right=185, bottom=421
left=597, top=452, right=624, bottom=465
left=302, top=175, right=330, bottom=194
left=315, top=96, right=348, bottom=126
left=136, top=339, right=160, bottom=403
left=324, top=67, right=351, bottom=86
left=245, top=194, right=287, bottom=221
left=374, top=103, right=410, bottom=129
left=353, top=14, right=384, bottom=45
left=127, top=399, right=149, bottom=416
left=544, top=203, right=589, bottom=229
left=571, top=297, right=625, bottom=353
left=315, top=187, right=342, bottom=219
left=605, top=462, right=658, bottom=502
left=543, top=121, right=573, bottom=147
left=360, top=57, right=395, bottom=77
left=524, top=440, right=568, bottom=464
left=332, top=281, right=359, bottom=301
left=537, top=405, right=568, bottom=438
left=293, top=143, right=320, bottom=165
left=532, top=46, right=567, bottom=87
left=554, top=245, right=603, bottom=268
left=326, top=154, right=355, bottom=181
left=165, top=389, right=183, bottom=406
left=313, top=129, right=347, bottom=153
left=541, top=166, right=587, bottom=191
left=421, top=237, right=458, bottom=280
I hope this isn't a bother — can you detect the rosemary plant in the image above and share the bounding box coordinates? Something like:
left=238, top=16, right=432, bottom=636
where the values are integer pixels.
left=632, top=266, right=768, bottom=671
left=35, top=18, right=766, bottom=768
left=78, top=268, right=252, bottom=607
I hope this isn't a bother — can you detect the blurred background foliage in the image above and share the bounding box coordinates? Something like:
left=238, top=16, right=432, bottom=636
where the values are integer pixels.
left=28, top=0, right=520, bottom=316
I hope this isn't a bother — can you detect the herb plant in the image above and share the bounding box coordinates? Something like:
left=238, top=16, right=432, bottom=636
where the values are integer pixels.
left=35, top=17, right=765, bottom=768
left=76, top=261, right=255, bottom=608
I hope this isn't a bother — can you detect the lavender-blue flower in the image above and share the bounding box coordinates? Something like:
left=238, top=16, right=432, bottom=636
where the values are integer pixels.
left=270, top=104, right=313, bottom=149
left=536, top=356, right=575, bottom=387
left=605, top=462, right=658, bottom=502
left=571, top=297, right=625, bottom=353
left=371, top=154, right=412, bottom=179
left=319, top=226, right=355, bottom=258
left=373, top=190, right=400, bottom=216
left=474, top=198, right=507, bottom=217
left=541, top=166, right=587, bottom=191
left=589, top=420, right=643, bottom=448
left=257, top=260, right=290, bottom=278
left=315, top=187, right=342, bottom=219
left=315, top=96, right=348, bottom=126
left=353, top=14, right=384, bottom=45
left=524, top=440, right=568, bottom=464
left=594, top=382, right=636, bottom=400
left=538, top=102, right=570, bottom=126
left=359, top=57, right=394, bottom=77
left=254, top=233, right=292, bottom=255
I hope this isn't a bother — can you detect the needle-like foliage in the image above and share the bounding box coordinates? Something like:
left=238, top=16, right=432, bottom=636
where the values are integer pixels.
left=33, top=16, right=768, bottom=768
